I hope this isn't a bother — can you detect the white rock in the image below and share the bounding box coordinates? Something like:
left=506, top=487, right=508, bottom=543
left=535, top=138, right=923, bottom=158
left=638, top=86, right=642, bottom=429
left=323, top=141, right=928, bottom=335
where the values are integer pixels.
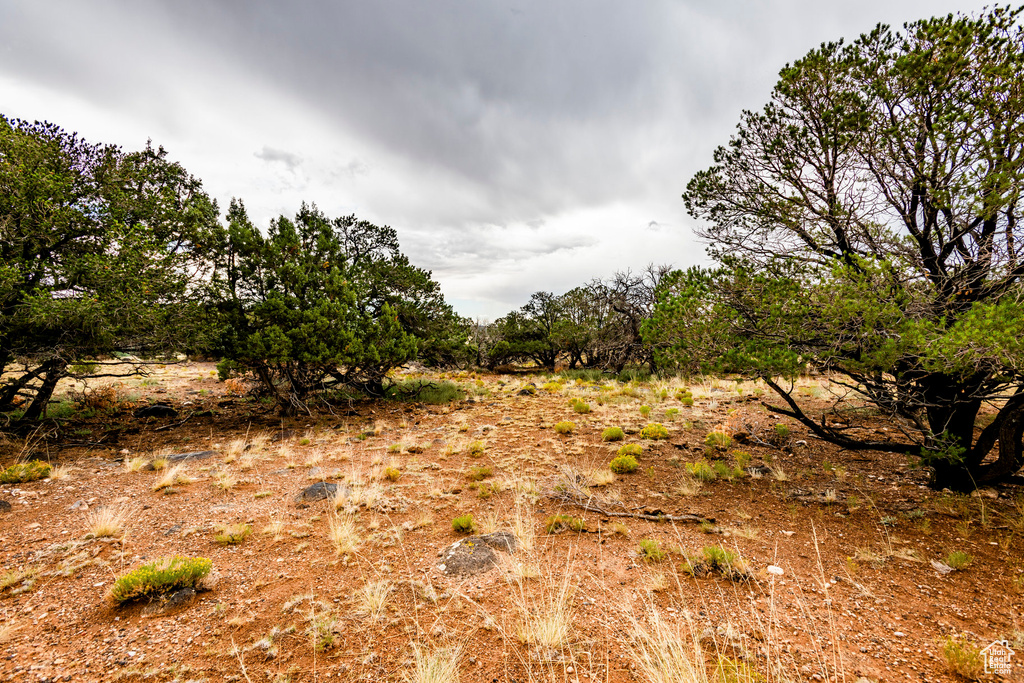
left=767, top=565, right=784, bottom=576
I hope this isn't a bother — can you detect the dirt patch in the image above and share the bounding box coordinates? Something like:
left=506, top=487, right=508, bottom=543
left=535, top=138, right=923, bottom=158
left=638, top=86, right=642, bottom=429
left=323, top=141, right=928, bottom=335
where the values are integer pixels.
left=0, top=364, right=1021, bottom=681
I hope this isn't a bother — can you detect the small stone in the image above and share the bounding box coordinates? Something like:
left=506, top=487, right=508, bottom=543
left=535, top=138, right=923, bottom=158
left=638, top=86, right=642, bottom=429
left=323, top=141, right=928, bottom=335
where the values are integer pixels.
left=766, top=565, right=784, bottom=576
left=70, top=500, right=88, bottom=511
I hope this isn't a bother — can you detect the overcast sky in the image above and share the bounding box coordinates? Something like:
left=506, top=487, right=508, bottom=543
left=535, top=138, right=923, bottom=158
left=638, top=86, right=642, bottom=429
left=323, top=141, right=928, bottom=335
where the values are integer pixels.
left=0, top=1, right=994, bottom=318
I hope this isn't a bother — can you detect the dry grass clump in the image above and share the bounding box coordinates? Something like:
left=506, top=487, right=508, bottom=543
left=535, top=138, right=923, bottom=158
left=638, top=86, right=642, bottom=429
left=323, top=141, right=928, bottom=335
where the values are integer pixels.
left=214, top=523, right=252, bottom=545
left=85, top=505, right=129, bottom=538
left=355, top=579, right=393, bottom=621
left=327, top=512, right=361, bottom=555
left=588, top=468, right=615, bottom=486
left=406, top=644, right=462, bottom=683
left=261, top=520, right=286, bottom=541
left=49, top=464, right=72, bottom=480
left=152, top=464, right=190, bottom=491
left=124, top=456, right=149, bottom=473
left=515, top=574, right=575, bottom=650
left=214, top=470, right=237, bottom=491
left=628, top=610, right=708, bottom=683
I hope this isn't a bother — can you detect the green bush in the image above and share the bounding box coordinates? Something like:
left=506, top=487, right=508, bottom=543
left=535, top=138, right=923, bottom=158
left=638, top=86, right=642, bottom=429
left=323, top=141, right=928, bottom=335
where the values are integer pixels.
left=640, top=423, right=669, bottom=440
left=451, top=514, right=476, bottom=534
left=110, top=556, right=212, bottom=604
left=0, top=460, right=52, bottom=484
left=553, top=420, right=576, bottom=435
left=639, top=405, right=652, bottom=417
left=572, top=400, right=591, bottom=414
left=545, top=514, right=586, bottom=533
left=704, top=431, right=732, bottom=449
left=384, top=380, right=465, bottom=404
left=687, top=461, right=716, bottom=481
left=945, top=550, right=973, bottom=570
left=941, top=636, right=984, bottom=680
left=214, top=524, right=251, bottom=546
left=617, top=443, right=643, bottom=457
left=215, top=358, right=237, bottom=381
left=466, top=466, right=492, bottom=481
left=701, top=545, right=738, bottom=571
left=638, top=539, right=668, bottom=562
left=602, top=427, right=625, bottom=442
left=609, top=455, right=639, bottom=474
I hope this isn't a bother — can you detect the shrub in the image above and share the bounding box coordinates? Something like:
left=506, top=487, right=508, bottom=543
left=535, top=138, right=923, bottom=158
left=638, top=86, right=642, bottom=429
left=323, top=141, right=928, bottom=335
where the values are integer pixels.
left=466, top=466, right=492, bottom=481
left=638, top=539, right=667, bottom=562
left=545, top=514, right=586, bottom=533
left=774, top=424, right=790, bottom=438
left=384, top=380, right=465, bottom=404
left=383, top=466, right=401, bottom=481
left=215, top=358, right=236, bottom=381
left=0, top=460, right=51, bottom=484
left=214, top=523, right=252, bottom=545
left=541, top=381, right=563, bottom=393
left=941, top=636, right=984, bottom=680
left=712, top=461, right=742, bottom=480
left=701, top=545, right=739, bottom=571
left=946, top=550, right=973, bottom=570
left=572, top=400, right=591, bottom=414
left=451, top=514, right=476, bottom=534
left=553, top=420, right=576, bottom=435
left=617, top=443, right=643, bottom=457
left=733, top=450, right=751, bottom=468
left=639, top=405, right=652, bottom=418
left=467, top=440, right=486, bottom=456
left=110, top=556, right=212, bottom=604
left=687, top=461, right=716, bottom=481
left=602, top=427, right=625, bottom=442
left=640, top=423, right=669, bottom=440
left=609, top=455, right=639, bottom=474
left=704, top=431, right=732, bottom=449
left=665, top=408, right=680, bottom=420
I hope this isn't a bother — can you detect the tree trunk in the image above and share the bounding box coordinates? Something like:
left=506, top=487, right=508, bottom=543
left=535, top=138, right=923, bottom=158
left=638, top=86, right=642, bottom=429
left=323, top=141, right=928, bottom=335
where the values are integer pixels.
left=20, top=360, right=65, bottom=421
left=975, top=403, right=1024, bottom=484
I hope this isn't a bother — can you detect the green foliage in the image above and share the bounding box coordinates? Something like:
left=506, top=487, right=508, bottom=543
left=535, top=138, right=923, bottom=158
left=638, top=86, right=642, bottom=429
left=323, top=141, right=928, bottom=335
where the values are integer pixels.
left=609, top=454, right=639, bottom=474
left=110, top=556, right=212, bottom=604
left=687, top=461, right=716, bottom=481
left=704, top=431, right=732, bottom=449
left=215, top=358, right=236, bottom=381
left=639, top=423, right=669, bottom=440
left=638, top=405, right=652, bottom=417
left=553, top=420, right=576, bottom=435
left=601, top=427, right=625, bottom=442
left=617, top=443, right=643, bottom=457
left=384, top=380, right=465, bottom=404
left=467, top=440, right=486, bottom=456
left=647, top=6, right=1024, bottom=490
left=733, top=451, right=751, bottom=468
left=945, top=550, right=973, bottom=570
left=0, top=460, right=51, bottom=484
left=544, top=514, right=586, bottom=533
left=0, top=117, right=219, bottom=420
left=941, top=636, right=984, bottom=680
left=701, top=545, right=738, bottom=571
left=571, top=399, right=591, bottom=414
left=466, top=466, right=492, bottom=481
left=212, top=202, right=463, bottom=413
left=383, top=467, right=401, bottom=481
left=214, top=524, right=252, bottom=546
left=451, top=514, right=476, bottom=534
left=638, top=539, right=667, bottom=562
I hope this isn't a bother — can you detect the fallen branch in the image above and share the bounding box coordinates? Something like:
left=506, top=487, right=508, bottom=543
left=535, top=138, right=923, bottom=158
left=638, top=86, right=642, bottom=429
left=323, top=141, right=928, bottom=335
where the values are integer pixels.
left=543, top=466, right=714, bottom=524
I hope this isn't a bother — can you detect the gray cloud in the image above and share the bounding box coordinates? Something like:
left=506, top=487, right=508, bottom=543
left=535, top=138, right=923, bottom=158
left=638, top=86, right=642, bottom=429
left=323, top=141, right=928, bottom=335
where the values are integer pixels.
left=254, top=146, right=302, bottom=170
left=0, top=0, right=996, bottom=317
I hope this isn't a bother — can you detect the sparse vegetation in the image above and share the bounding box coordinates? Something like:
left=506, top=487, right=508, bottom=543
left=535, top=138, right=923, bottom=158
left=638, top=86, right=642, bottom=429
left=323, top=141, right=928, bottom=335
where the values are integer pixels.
left=609, top=454, right=639, bottom=474
left=553, top=420, right=575, bottom=435
left=110, top=556, right=212, bottom=605
left=214, top=523, right=252, bottom=545
left=0, top=460, right=51, bottom=483
left=640, top=423, right=669, bottom=439
left=544, top=514, right=585, bottom=533
left=602, top=426, right=625, bottom=441
left=451, top=514, right=476, bottom=534
left=638, top=539, right=668, bottom=562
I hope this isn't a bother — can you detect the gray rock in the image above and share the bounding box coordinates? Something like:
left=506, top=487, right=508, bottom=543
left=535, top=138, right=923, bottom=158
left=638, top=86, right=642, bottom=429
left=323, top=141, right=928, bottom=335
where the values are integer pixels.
left=438, top=531, right=519, bottom=577
left=134, top=404, right=178, bottom=419
left=294, top=481, right=339, bottom=503
left=165, top=450, right=216, bottom=463
left=141, top=587, right=195, bottom=616
left=0, top=500, right=10, bottom=513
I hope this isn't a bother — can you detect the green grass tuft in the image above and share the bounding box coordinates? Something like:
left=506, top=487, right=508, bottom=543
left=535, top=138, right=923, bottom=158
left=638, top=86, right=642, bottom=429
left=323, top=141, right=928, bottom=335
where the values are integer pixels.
left=110, top=556, right=211, bottom=604
left=609, top=455, right=639, bottom=474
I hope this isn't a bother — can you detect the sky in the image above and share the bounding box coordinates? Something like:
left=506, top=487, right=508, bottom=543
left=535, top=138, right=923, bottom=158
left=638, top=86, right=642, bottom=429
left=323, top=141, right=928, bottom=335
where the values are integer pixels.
left=0, top=1, right=995, bottom=319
